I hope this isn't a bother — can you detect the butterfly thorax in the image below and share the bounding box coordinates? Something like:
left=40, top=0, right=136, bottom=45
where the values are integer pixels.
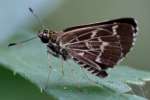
left=38, top=29, right=57, bottom=43
left=38, top=29, right=69, bottom=60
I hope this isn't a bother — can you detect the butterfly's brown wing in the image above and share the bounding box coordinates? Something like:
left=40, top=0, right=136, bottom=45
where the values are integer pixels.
left=58, top=18, right=137, bottom=77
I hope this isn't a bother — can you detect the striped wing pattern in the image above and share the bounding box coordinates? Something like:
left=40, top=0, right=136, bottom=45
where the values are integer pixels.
left=57, top=18, right=137, bottom=78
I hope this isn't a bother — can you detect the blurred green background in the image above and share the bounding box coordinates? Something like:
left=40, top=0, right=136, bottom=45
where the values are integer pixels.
left=0, top=0, right=150, bottom=100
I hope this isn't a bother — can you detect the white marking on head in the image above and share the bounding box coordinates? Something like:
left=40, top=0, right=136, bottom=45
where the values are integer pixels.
left=112, top=24, right=119, bottom=35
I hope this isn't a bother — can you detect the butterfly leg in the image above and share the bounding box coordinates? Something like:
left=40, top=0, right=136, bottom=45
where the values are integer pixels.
left=44, top=65, right=52, bottom=90
left=60, top=58, right=64, bottom=76
left=44, top=48, right=53, bottom=90
left=47, top=43, right=60, bottom=58
left=59, top=49, right=69, bottom=76
left=61, top=49, right=68, bottom=60
left=47, top=49, right=59, bottom=57
left=47, top=43, right=67, bottom=77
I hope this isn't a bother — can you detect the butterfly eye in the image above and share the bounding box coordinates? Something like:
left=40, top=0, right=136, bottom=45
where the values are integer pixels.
left=38, top=29, right=50, bottom=43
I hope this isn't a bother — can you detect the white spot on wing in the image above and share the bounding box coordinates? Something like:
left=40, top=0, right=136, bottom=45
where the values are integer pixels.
left=91, top=30, right=97, bottom=38
left=112, top=24, right=118, bottom=35
left=95, top=42, right=109, bottom=64
left=133, top=37, right=137, bottom=42
left=100, top=42, right=109, bottom=51
left=131, top=20, right=138, bottom=47
left=134, top=18, right=138, bottom=30
left=132, top=26, right=138, bottom=37
left=95, top=52, right=102, bottom=65
left=95, top=55, right=101, bottom=62
left=85, top=42, right=91, bottom=49
left=132, top=42, right=135, bottom=46
left=78, top=52, right=84, bottom=56
left=98, top=37, right=102, bottom=42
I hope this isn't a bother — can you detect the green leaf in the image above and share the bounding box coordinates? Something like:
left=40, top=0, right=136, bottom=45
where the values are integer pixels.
left=0, top=32, right=149, bottom=100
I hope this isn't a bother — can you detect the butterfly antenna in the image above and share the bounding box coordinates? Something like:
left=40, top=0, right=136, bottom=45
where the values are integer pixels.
left=29, top=7, right=45, bottom=29
left=8, top=36, right=37, bottom=47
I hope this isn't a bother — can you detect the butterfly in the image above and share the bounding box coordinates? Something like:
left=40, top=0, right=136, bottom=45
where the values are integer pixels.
left=8, top=13, right=138, bottom=78
left=36, top=18, right=138, bottom=78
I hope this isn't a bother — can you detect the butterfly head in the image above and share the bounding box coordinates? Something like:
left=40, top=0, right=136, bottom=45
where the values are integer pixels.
left=38, top=29, right=55, bottom=43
